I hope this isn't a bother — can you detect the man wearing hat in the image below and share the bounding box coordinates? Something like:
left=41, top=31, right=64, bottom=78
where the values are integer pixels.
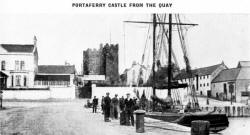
left=112, top=94, right=119, bottom=119
left=104, top=92, right=111, bottom=122
left=124, top=93, right=135, bottom=126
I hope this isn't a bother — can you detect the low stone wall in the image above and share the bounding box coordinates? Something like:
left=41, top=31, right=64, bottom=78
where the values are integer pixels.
left=91, top=85, right=187, bottom=101
left=91, top=85, right=152, bottom=100
left=2, top=86, right=76, bottom=100
left=3, top=90, right=50, bottom=100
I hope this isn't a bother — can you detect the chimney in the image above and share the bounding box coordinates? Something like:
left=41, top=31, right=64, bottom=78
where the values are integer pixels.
left=33, top=36, right=37, bottom=46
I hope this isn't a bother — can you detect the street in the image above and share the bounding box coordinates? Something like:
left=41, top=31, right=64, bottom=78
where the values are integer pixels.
left=0, top=100, right=190, bottom=135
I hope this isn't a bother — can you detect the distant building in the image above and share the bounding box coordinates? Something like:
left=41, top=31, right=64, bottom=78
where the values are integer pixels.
left=34, top=65, right=75, bottom=87
left=0, top=37, right=76, bottom=99
left=0, top=36, right=38, bottom=88
left=211, top=61, right=250, bottom=103
left=121, top=61, right=151, bottom=86
left=82, top=44, right=119, bottom=85
left=175, top=62, right=227, bottom=96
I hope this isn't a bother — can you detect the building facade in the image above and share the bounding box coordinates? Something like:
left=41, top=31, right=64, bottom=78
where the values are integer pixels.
left=0, top=36, right=38, bottom=88
left=175, top=62, right=227, bottom=96
left=34, top=65, right=75, bottom=87
left=211, top=61, right=250, bottom=103
left=82, top=44, right=119, bottom=85
left=121, top=61, right=151, bottom=86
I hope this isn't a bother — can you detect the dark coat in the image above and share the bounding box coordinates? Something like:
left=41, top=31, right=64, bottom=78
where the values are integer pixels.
left=104, top=96, right=111, bottom=108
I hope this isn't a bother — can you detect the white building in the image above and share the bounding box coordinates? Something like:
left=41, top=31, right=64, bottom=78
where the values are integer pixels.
left=0, top=36, right=38, bottom=88
left=122, top=62, right=151, bottom=86
left=175, top=62, right=227, bottom=96
left=211, top=61, right=250, bottom=103
left=34, top=65, right=75, bottom=87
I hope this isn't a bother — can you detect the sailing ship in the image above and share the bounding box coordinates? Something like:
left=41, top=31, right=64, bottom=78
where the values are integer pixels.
left=125, top=14, right=229, bottom=133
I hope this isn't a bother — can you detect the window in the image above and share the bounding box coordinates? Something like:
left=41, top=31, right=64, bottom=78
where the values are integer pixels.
left=203, top=76, right=205, bottom=79
left=15, top=61, right=20, bottom=70
left=203, top=83, right=205, bottom=87
left=207, top=83, right=209, bottom=86
left=200, top=84, right=202, bottom=87
left=207, top=75, right=209, bottom=79
left=21, top=61, right=25, bottom=70
left=223, top=83, right=227, bottom=94
left=11, top=75, right=14, bottom=87
left=15, top=75, right=21, bottom=86
left=24, top=76, right=27, bottom=86
left=1, top=61, right=6, bottom=70
left=200, top=76, right=202, bottom=80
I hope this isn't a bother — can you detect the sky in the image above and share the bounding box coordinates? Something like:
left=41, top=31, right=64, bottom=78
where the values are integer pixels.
left=0, top=14, right=249, bottom=74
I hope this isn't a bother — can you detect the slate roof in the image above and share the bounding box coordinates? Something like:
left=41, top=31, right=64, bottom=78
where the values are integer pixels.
left=237, top=61, right=250, bottom=68
left=38, top=65, right=75, bottom=74
left=0, top=44, right=35, bottom=53
left=175, top=63, right=225, bottom=80
left=235, top=68, right=250, bottom=80
left=211, top=68, right=241, bottom=83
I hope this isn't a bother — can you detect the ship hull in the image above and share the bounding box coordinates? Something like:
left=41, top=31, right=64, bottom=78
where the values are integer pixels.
left=145, top=112, right=229, bottom=133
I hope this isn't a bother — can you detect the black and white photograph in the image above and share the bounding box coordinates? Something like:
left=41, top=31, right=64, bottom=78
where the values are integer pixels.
left=0, top=1, right=250, bottom=135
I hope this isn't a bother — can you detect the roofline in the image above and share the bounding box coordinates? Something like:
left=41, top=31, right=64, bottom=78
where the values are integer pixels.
left=211, top=80, right=236, bottom=83
left=36, top=73, right=74, bottom=75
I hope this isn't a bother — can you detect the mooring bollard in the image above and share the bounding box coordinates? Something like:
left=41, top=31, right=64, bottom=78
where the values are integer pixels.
left=134, top=110, right=146, bottom=133
left=191, top=120, right=210, bottom=135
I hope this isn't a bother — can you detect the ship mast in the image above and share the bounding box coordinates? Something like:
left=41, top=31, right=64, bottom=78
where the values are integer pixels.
left=152, top=14, right=157, bottom=111
left=167, top=14, right=172, bottom=97
left=124, top=14, right=198, bottom=111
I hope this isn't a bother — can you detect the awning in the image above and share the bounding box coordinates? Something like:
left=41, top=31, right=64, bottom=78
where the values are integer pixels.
left=35, top=75, right=70, bottom=81
left=0, top=71, right=9, bottom=77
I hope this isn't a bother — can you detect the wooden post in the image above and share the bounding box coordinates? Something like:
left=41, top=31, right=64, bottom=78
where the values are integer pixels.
left=191, top=120, right=210, bottom=135
left=232, top=106, right=236, bottom=117
left=237, top=106, right=240, bottom=117
left=224, top=106, right=228, bottom=116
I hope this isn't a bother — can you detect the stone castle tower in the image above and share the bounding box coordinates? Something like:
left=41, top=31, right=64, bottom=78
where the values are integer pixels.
left=83, top=43, right=119, bottom=85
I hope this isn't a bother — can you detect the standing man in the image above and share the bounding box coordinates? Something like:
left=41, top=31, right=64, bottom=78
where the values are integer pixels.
left=104, top=92, right=111, bottom=122
left=124, top=93, right=135, bottom=126
left=112, top=94, right=119, bottom=119
left=92, top=96, right=98, bottom=113
left=101, top=96, right=105, bottom=114
left=119, top=96, right=126, bottom=125
left=0, top=90, right=3, bottom=109
left=119, top=96, right=125, bottom=111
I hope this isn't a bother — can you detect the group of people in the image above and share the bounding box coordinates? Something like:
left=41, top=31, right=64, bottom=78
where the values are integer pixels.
left=92, top=92, right=139, bottom=126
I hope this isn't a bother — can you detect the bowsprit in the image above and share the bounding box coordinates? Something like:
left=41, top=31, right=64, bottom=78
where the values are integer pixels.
left=158, top=3, right=172, bottom=8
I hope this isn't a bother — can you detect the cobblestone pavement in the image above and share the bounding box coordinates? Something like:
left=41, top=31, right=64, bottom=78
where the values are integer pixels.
left=0, top=100, right=190, bottom=135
